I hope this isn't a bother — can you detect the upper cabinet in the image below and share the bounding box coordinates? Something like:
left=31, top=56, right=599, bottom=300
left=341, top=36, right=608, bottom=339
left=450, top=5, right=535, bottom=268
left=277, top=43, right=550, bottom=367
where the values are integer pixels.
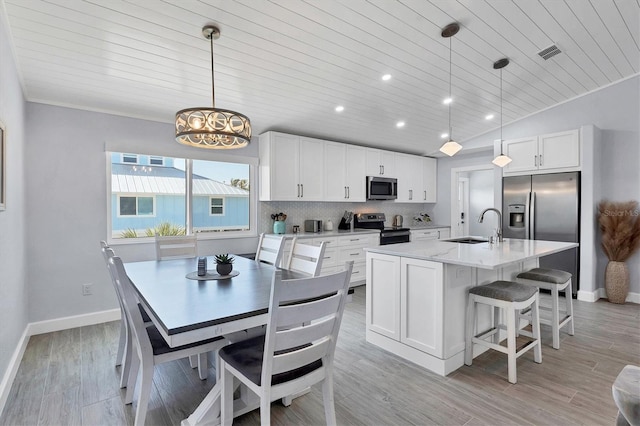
left=366, top=148, right=396, bottom=177
left=259, top=132, right=325, bottom=201
left=325, top=142, right=366, bottom=202
left=502, top=129, right=580, bottom=176
left=260, top=131, right=437, bottom=203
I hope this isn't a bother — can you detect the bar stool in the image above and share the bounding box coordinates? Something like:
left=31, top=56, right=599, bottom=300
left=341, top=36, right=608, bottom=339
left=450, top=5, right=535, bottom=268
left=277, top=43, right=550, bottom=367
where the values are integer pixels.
left=465, top=281, right=542, bottom=384
left=516, top=268, right=574, bottom=349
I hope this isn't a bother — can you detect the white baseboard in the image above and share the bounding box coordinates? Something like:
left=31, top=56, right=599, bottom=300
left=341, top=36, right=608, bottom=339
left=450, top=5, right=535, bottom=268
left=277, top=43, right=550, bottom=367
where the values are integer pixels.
left=28, top=308, right=121, bottom=336
left=577, top=288, right=640, bottom=304
left=0, top=328, right=30, bottom=418
left=0, top=308, right=122, bottom=416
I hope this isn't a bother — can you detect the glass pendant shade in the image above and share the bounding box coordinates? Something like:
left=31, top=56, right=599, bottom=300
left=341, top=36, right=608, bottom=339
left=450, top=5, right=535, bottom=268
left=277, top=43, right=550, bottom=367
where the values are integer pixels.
left=175, top=25, right=251, bottom=149
left=492, top=153, right=512, bottom=167
left=440, top=139, right=462, bottom=156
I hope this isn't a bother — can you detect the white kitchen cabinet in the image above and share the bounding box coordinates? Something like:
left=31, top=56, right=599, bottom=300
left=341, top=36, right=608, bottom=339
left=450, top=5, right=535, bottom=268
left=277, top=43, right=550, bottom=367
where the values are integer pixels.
left=325, top=142, right=366, bottom=201
left=365, top=253, right=443, bottom=357
left=422, top=157, right=437, bottom=203
left=503, top=129, right=580, bottom=176
left=395, top=153, right=422, bottom=203
left=366, top=148, right=396, bottom=177
left=411, top=227, right=450, bottom=241
left=400, top=258, right=443, bottom=356
left=259, top=132, right=324, bottom=201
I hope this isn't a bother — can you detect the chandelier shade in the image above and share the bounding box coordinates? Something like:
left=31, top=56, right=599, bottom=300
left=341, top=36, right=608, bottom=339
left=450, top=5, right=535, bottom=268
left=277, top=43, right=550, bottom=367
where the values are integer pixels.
left=439, top=22, right=461, bottom=157
left=175, top=25, right=251, bottom=149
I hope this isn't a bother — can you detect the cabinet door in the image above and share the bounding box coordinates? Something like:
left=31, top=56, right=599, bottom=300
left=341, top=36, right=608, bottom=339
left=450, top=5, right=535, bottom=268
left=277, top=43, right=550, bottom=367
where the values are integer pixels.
left=503, top=137, right=538, bottom=174
left=400, top=258, right=443, bottom=357
left=395, top=153, right=412, bottom=202
left=538, top=129, right=580, bottom=171
left=366, top=253, right=400, bottom=340
left=380, top=150, right=396, bottom=177
left=366, top=148, right=383, bottom=176
left=422, top=157, right=437, bottom=203
left=299, top=137, right=325, bottom=200
left=345, top=145, right=366, bottom=201
left=325, top=142, right=347, bottom=201
left=270, top=133, right=300, bottom=200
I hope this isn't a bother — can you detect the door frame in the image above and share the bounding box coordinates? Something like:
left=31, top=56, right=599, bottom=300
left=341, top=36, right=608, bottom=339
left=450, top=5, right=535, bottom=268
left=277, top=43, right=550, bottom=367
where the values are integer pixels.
left=450, top=165, right=495, bottom=238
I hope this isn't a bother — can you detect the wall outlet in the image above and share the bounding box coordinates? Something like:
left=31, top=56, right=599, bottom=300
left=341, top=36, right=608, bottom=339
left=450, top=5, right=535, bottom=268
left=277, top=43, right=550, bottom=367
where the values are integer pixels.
left=82, top=283, right=93, bottom=296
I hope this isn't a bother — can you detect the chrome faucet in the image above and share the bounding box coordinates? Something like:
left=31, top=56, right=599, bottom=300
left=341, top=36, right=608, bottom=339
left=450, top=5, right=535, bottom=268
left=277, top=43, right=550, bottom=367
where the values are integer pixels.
left=479, top=208, right=503, bottom=242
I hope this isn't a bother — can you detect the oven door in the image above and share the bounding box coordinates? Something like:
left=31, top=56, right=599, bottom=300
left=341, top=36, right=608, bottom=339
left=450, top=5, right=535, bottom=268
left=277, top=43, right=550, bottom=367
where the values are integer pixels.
left=380, top=230, right=410, bottom=245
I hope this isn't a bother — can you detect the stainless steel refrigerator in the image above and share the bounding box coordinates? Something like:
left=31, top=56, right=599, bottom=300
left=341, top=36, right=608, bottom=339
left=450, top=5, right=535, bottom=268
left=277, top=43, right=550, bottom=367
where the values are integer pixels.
left=502, top=172, right=580, bottom=295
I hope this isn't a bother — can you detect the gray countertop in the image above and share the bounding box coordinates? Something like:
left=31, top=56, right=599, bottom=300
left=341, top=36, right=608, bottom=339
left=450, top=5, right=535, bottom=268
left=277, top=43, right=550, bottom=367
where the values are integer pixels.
left=267, top=228, right=380, bottom=239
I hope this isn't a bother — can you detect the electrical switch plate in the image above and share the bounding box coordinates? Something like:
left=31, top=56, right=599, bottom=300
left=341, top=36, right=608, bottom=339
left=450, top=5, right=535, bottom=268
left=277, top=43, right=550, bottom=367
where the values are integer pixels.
left=82, top=283, right=93, bottom=296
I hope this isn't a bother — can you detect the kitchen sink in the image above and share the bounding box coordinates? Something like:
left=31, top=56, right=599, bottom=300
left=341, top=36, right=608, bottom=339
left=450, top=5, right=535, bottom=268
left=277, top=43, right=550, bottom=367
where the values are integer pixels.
left=444, top=237, right=489, bottom=244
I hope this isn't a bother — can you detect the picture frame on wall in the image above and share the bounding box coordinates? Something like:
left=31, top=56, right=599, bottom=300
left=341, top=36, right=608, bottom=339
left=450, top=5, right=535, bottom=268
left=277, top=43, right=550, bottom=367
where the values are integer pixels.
left=0, top=121, right=5, bottom=211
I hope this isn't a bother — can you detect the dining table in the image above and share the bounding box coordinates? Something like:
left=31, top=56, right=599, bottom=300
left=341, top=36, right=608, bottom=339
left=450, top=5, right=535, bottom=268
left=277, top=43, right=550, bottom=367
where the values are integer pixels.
left=124, top=254, right=306, bottom=426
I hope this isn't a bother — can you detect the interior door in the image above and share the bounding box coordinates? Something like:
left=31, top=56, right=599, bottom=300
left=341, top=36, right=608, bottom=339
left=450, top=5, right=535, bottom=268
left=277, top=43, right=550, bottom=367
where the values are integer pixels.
left=455, top=178, right=469, bottom=237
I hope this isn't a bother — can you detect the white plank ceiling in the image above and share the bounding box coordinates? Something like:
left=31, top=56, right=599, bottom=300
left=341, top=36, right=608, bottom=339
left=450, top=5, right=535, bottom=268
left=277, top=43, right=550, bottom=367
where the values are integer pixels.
left=2, top=0, right=638, bottom=155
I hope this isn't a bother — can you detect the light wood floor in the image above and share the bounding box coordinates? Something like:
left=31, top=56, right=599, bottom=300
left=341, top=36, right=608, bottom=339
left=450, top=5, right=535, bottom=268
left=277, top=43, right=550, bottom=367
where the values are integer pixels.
left=2, top=287, right=639, bottom=426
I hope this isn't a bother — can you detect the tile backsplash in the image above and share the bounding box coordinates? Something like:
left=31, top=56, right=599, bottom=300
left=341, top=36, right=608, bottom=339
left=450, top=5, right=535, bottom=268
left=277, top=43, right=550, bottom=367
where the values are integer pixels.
left=260, top=201, right=435, bottom=234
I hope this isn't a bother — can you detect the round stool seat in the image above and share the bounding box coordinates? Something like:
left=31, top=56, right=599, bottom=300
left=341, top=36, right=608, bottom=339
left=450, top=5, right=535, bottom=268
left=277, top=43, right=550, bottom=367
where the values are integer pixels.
left=517, top=268, right=571, bottom=284
left=612, top=365, right=640, bottom=426
left=469, top=280, right=538, bottom=302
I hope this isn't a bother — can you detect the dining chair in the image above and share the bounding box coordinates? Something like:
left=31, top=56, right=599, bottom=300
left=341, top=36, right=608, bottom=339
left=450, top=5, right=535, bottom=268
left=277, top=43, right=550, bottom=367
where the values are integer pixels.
left=155, top=234, right=197, bottom=260
left=285, top=238, right=327, bottom=276
left=100, top=242, right=127, bottom=367
left=108, top=255, right=227, bottom=426
left=255, top=233, right=286, bottom=267
left=219, top=261, right=354, bottom=426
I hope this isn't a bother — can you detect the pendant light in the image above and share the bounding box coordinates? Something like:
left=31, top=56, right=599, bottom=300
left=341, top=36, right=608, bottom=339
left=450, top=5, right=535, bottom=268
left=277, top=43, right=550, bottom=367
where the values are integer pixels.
left=439, top=22, right=462, bottom=157
left=492, top=58, right=512, bottom=167
left=175, top=25, right=251, bottom=149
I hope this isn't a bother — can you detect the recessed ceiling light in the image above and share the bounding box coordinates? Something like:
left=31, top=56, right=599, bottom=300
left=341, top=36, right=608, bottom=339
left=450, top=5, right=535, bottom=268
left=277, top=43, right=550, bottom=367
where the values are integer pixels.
left=396, top=121, right=405, bottom=128
left=443, top=97, right=452, bottom=105
left=441, top=133, right=449, bottom=139
left=382, top=74, right=392, bottom=81
left=335, top=105, right=344, bottom=112
left=485, top=114, right=494, bottom=120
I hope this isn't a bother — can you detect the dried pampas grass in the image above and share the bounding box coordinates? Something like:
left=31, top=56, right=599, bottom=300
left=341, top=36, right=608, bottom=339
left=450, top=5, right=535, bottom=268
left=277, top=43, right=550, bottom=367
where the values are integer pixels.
left=598, top=200, right=640, bottom=262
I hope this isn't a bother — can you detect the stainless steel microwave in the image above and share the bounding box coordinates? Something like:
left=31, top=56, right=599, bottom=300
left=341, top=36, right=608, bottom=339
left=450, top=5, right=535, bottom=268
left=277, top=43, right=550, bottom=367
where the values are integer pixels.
left=366, top=176, right=397, bottom=200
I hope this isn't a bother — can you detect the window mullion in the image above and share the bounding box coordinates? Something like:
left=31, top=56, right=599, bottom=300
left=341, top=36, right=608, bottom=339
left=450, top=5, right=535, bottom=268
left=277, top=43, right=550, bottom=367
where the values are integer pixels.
left=185, top=159, right=193, bottom=235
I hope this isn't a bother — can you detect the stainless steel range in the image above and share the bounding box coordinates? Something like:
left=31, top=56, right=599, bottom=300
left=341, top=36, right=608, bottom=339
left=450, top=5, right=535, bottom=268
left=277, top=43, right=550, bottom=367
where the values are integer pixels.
left=353, top=213, right=410, bottom=245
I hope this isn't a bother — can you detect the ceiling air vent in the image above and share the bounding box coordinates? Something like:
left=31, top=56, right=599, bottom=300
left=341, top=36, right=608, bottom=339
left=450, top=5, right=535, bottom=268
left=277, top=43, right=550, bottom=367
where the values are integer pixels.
left=538, top=44, right=561, bottom=60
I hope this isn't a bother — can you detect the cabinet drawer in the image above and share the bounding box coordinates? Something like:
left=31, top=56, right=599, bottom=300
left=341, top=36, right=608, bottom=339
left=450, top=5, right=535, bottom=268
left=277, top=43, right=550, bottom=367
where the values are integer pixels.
left=311, top=237, right=338, bottom=247
left=320, top=247, right=338, bottom=267
left=412, top=230, right=439, bottom=240
left=338, top=246, right=366, bottom=262
left=349, top=262, right=366, bottom=284
left=337, top=234, right=377, bottom=247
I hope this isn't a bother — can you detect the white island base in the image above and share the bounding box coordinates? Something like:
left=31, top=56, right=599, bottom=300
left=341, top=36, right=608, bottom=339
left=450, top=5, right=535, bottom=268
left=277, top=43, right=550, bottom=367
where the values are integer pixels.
left=364, top=239, right=578, bottom=376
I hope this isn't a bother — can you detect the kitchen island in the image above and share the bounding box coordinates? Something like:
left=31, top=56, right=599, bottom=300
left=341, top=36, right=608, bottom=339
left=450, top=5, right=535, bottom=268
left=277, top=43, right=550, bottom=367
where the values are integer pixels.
left=364, top=238, right=578, bottom=376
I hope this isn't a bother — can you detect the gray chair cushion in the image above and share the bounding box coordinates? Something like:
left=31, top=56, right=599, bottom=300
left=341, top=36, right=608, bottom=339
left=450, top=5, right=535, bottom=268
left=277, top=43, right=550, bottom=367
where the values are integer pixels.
left=517, top=268, right=572, bottom=284
left=219, top=334, right=322, bottom=386
left=469, top=281, right=538, bottom=302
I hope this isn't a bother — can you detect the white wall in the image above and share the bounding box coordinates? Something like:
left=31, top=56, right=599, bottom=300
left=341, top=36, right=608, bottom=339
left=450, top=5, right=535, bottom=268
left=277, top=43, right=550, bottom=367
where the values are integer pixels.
left=25, top=103, right=260, bottom=322
left=0, top=14, right=28, bottom=392
left=439, top=75, right=640, bottom=295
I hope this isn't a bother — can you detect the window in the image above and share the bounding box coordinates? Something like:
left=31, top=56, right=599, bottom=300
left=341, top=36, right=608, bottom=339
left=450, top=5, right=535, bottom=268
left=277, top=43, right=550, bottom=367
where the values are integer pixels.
left=118, top=196, right=154, bottom=216
left=149, top=156, right=164, bottom=166
left=108, top=153, right=254, bottom=239
left=210, top=197, right=224, bottom=215
left=122, top=153, right=138, bottom=164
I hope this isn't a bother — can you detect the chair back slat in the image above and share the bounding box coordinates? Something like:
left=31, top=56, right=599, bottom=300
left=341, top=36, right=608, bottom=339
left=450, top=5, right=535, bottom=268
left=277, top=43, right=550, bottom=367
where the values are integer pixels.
left=276, top=293, right=341, bottom=329
left=273, top=317, right=336, bottom=352
left=155, top=235, right=197, bottom=260
left=285, top=239, right=326, bottom=276
left=260, top=262, right=353, bottom=386
left=255, top=233, right=285, bottom=266
left=271, top=338, right=331, bottom=375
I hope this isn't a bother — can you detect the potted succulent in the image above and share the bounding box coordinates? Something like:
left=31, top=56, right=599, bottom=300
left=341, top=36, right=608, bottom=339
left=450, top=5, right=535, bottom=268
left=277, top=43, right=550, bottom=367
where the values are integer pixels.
left=215, top=253, right=235, bottom=276
left=598, top=200, right=640, bottom=303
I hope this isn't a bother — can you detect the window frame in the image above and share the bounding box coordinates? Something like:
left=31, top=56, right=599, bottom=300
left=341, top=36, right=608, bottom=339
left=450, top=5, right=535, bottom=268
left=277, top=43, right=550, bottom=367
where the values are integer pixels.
left=149, top=156, right=164, bottom=166
left=106, top=152, right=258, bottom=244
left=121, top=153, right=138, bottom=164
left=209, top=196, right=225, bottom=216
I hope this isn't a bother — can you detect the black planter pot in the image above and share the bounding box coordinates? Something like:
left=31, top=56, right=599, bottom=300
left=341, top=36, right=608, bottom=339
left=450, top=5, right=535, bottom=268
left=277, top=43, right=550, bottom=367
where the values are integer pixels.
left=216, top=263, right=233, bottom=276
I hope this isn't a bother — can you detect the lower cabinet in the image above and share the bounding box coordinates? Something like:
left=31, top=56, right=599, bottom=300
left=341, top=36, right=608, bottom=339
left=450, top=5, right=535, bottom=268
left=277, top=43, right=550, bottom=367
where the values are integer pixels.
left=366, top=253, right=443, bottom=358
left=410, top=227, right=450, bottom=241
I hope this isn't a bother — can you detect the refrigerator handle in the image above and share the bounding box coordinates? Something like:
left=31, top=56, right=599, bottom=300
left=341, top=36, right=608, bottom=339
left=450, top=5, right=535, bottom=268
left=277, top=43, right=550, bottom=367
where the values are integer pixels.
left=530, top=192, right=536, bottom=239
left=525, top=192, right=531, bottom=239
